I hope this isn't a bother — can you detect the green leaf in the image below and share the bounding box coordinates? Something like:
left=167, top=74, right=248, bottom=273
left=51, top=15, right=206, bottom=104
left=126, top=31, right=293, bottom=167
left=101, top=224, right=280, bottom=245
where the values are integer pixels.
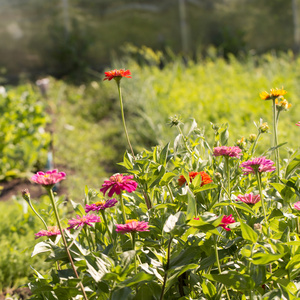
left=186, top=191, right=196, bottom=220
left=111, top=287, right=132, bottom=300
left=120, top=250, right=136, bottom=270
left=202, top=280, right=217, bottom=298
left=118, top=272, right=154, bottom=288
left=204, top=271, right=255, bottom=291
left=69, top=199, right=85, bottom=216
left=213, top=201, right=254, bottom=215
left=285, top=254, right=300, bottom=270
left=163, top=212, right=185, bottom=234
left=270, top=183, right=296, bottom=203
left=31, top=241, right=52, bottom=257
left=251, top=252, right=285, bottom=265
left=159, top=172, right=176, bottom=186
left=240, top=220, right=258, bottom=243
left=193, top=183, right=218, bottom=194
left=159, top=142, right=169, bottom=166
left=285, top=154, right=300, bottom=179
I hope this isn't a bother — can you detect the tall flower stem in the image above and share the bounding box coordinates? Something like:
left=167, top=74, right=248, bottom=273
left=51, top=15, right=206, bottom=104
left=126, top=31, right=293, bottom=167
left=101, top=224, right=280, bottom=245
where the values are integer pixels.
left=27, top=199, right=48, bottom=230
left=117, top=81, right=135, bottom=159
left=118, top=193, right=127, bottom=223
left=214, top=235, right=230, bottom=300
left=160, top=236, right=172, bottom=300
left=251, top=132, right=261, bottom=156
left=47, top=188, right=88, bottom=300
left=177, top=125, right=196, bottom=158
left=224, top=156, right=231, bottom=199
left=101, top=211, right=117, bottom=257
left=272, top=99, right=280, bottom=182
left=255, top=171, right=268, bottom=226
left=131, top=232, right=137, bottom=274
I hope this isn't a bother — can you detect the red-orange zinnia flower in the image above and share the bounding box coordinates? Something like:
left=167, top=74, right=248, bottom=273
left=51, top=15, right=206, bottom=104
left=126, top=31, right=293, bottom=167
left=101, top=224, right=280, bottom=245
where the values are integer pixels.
left=103, top=69, right=132, bottom=81
left=178, top=171, right=212, bottom=187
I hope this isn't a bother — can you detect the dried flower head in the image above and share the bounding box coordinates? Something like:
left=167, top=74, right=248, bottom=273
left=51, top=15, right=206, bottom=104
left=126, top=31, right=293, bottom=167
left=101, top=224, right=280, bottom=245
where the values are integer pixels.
left=116, top=219, right=150, bottom=234
left=168, top=115, right=183, bottom=127
left=236, top=192, right=261, bottom=205
left=248, top=134, right=257, bottom=143
left=35, top=226, right=61, bottom=238
left=178, top=171, right=212, bottom=187
left=240, top=157, right=275, bottom=175
left=103, top=69, right=131, bottom=82
left=31, top=170, right=66, bottom=187
left=213, top=146, right=242, bottom=158
left=85, top=198, right=118, bottom=213
left=219, top=214, right=235, bottom=231
left=260, top=88, right=287, bottom=100
left=22, top=188, right=30, bottom=203
left=67, top=214, right=101, bottom=230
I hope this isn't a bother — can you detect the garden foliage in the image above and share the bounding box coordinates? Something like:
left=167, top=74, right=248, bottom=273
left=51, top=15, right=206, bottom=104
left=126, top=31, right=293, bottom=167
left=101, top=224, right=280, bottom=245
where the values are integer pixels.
left=25, top=71, right=300, bottom=299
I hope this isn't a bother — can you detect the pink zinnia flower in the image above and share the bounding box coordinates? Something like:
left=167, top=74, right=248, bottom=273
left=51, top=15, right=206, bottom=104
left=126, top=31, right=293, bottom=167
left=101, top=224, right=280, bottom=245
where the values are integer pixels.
left=85, top=198, right=118, bottom=213
left=219, top=214, right=235, bottom=231
left=31, top=169, right=66, bottom=187
left=240, top=157, right=276, bottom=175
left=116, top=219, right=149, bottom=234
left=67, top=214, right=101, bottom=230
left=293, top=201, right=300, bottom=211
left=296, top=121, right=300, bottom=127
left=213, top=146, right=242, bottom=158
left=103, top=69, right=131, bottom=81
left=236, top=193, right=261, bottom=205
left=35, top=226, right=61, bottom=238
left=100, top=174, right=138, bottom=197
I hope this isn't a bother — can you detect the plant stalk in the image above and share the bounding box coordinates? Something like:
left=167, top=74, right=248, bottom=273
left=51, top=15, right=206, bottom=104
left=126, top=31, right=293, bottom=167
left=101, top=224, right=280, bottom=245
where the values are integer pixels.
left=47, top=188, right=88, bottom=300
left=118, top=193, right=127, bottom=223
left=255, top=171, right=268, bottom=226
left=160, top=236, right=172, bottom=300
left=272, top=99, right=280, bottom=182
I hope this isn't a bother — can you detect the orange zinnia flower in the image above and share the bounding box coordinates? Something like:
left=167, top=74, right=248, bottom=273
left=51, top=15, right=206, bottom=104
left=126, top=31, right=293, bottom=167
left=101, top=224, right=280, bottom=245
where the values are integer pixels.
left=259, top=88, right=287, bottom=100
left=178, top=171, right=212, bottom=187
left=103, top=69, right=132, bottom=81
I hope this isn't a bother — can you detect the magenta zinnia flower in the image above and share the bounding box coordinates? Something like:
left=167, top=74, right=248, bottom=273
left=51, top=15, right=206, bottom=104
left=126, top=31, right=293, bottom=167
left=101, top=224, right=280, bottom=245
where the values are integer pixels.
left=219, top=214, right=235, bottom=231
left=67, top=214, right=101, bottom=230
left=100, top=174, right=138, bottom=197
left=236, top=193, right=261, bottom=205
left=293, top=201, right=300, bottom=211
left=116, top=219, right=149, bottom=234
left=296, top=121, right=300, bottom=127
left=213, top=146, right=242, bottom=158
left=240, top=157, right=275, bottom=175
left=85, top=198, right=118, bottom=213
left=35, top=226, right=61, bottom=238
left=31, top=169, right=66, bottom=187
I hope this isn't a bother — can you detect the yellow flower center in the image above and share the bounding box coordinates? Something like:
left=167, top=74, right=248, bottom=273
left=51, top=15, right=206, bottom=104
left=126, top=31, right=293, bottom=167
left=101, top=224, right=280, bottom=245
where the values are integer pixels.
left=126, top=219, right=138, bottom=224
left=95, top=201, right=106, bottom=206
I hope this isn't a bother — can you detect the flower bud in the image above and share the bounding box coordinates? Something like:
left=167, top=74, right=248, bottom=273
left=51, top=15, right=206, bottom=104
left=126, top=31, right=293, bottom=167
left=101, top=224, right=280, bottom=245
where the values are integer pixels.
left=236, top=137, right=246, bottom=149
left=253, top=223, right=262, bottom=232
left=215, top=172, right=222, bottom=181
left=275, top=97, right=292, bottom=112
left=22, top=188, right=31, bottom=203
left=248, top=134, right=257, bottom=143
left=168, top=115, right=182, bottom=127
left=259, top=122, right=269, bottom=133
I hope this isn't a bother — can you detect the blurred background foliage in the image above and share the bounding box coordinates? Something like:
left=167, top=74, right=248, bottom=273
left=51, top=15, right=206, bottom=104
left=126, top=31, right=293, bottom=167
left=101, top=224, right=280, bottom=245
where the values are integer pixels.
left=0, top=0, right=299, bottom=79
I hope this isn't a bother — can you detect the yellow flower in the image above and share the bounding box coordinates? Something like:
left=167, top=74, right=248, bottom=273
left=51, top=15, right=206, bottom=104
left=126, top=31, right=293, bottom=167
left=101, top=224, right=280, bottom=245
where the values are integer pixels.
left=275, top=97, right=292, bottom=111
left=260, top=88, right=287, bottom=100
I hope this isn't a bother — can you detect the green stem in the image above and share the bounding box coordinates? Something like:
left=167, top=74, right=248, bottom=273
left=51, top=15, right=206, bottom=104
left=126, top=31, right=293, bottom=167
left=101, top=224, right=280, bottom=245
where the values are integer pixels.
left=255, top=171, right=268, bottom=226
left=119, top=193, right=127, bottom=223
left=117, top=81, right=135, bottom=159
left=166, top=184, right=174, bottom=203
left=47, top=188, right=89, bottom=300
left=224, top=156, right=230, bottom=199
left=132, top=232, right=137, bottom=274
left=27, top=199, right=48, bottom=230
left=177, top=125, right=195, bottom=158
left=87, top=226, right=95, bottom=250
left=101, top=211, right=117, bottom=256
left=251, top=132, right=261, bottom=156
left=83, top=227, right=93, bottom=252
left=214, top=235, right=230, bottom=300
left=272, top=99, right=280, bottom=182
left=160, top=236, right=172, bottom=300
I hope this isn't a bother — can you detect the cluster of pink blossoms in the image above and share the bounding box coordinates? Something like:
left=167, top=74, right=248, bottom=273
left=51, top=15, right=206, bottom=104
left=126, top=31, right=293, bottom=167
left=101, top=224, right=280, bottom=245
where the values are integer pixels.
left=240, top=156, right=275, bottom=175
left=67, top=214, right=101, bottom=230
left=100, top=174, right=138, bottom=197
left=236, top=193, right=261, bottom=205
left=293, top=202, right=300, bottom=211
left=213, top=146, right=242, bottom=158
